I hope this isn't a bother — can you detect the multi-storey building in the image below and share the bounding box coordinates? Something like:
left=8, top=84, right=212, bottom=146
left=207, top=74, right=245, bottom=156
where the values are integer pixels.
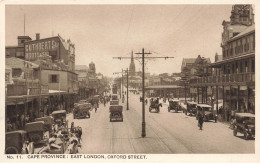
left=190, top=5, right=255, bottom=121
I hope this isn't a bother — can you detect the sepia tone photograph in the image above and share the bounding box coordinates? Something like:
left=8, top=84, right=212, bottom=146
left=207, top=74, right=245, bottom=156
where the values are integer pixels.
left=2, top=1, right=258, bottom=159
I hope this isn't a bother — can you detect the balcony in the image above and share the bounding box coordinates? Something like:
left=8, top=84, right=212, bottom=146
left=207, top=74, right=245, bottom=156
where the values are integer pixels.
left=190, top=72, right=255, bottom=86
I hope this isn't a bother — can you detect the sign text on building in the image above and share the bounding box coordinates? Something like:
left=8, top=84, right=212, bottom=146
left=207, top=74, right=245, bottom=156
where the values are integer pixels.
left=25, top=39, right=59, bottom=60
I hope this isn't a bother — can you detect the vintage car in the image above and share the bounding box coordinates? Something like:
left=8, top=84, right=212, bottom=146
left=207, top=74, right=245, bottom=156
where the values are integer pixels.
left=79, top=100, right=88, bottom=104
left=184, top=101, right=197, bottom=115
left=149, top=99, right=162, bottom=113
left=109, top=105, right=123, bottom=122
left=110, top=100, right=119, bottom=105
left=196, top=104, right=218, bottom=123
left=25, top=121, right=46, bottom=144
left=112, top=84, right=118, bottom=94
left=111, top=94, right=118, bottom=100
left=5, top=130, right=34, bottom=154
left=73, top=103, right=91, bottom=119
left=35, top=116, right=54, bottom=132
left=52, top=110, right=67, bottom=127
left=168, top=99, right=182, bottom=113
left=233, top=113, right=255, bottom=140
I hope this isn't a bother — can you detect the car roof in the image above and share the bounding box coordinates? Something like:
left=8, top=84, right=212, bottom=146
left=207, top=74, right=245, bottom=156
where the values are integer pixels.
left=197, top=104, right=212, bottom=107
left=6, top=130, right=27, bottom=135
left=235, top=113, right=255, bottom=118
left=52, top=110, right=66, bottom=114
left=109, top=105, right=123, bottom=109
left=187, top=101, right=197, bottom=104
left=26, top=121, right=45, bottom=125
left=170, top=99, right=180, bottom=102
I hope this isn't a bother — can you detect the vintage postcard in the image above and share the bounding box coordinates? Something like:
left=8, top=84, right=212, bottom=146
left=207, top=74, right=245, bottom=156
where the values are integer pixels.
left=0, top=0, right=259, bottom=163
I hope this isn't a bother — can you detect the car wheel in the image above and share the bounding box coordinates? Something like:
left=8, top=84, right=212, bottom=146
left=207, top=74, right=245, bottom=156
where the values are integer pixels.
left=244, top=132, right=249, bottom=140
left=5, top=146, right=19, bottom=154
left=233, top=129, right=237, bottom=136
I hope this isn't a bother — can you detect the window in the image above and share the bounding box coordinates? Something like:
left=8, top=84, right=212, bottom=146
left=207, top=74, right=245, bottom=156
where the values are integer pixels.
left=252, top=59, right=255, bottom=73
left=49, top=74, right=59, bottom=83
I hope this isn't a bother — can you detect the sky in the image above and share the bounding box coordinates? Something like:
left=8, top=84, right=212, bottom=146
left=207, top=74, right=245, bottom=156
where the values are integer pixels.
left=5, top=5, right=234, bottom=77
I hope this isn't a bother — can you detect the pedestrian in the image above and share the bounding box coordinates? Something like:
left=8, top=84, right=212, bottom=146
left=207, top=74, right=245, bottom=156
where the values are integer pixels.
left=104, top=99, right=106, bottom=107
left=94, top=102, right=98, bottom=112
left=198, top=112, right=204, bottom=130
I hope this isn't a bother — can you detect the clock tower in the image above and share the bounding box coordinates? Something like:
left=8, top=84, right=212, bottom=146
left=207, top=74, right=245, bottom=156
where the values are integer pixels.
left=230, top=5, right=254, bottom=26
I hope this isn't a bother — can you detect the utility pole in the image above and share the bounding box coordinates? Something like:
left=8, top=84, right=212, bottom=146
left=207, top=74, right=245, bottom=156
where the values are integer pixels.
left=113, top=69, right=129, bottom=110
left=113, top=49, right=174, bottom=138
left=126, top=68, right=129, bottom=110
left=122, top=69, right=124, bottom=103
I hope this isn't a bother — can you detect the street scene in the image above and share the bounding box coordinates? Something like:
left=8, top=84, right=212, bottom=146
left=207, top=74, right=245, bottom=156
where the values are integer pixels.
left=4, top=4, right=255, bottom=155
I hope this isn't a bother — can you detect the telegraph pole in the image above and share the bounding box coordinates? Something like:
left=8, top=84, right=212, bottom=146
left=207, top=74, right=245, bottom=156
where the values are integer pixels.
left=113, top=69, right=129, bottom=110
left=126, top=68, right=129, bottom=110
left=113, top=49, right=174, bottom=138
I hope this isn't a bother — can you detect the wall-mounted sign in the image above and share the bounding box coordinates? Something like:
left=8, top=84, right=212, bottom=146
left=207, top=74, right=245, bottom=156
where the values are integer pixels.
left=25, top=38, right=59, bottom=61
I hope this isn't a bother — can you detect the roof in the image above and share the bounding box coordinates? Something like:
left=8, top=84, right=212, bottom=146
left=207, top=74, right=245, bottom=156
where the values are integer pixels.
left=146, top=85, right=181, bottom=89
left=6, top=130, right=27, bottom=135
left=183, top=58, right=196, bottom=64
left=169, top=99, right=180, bottom=102
left=6, top=57, right=39, bottom=69
left=52, top=110, right=66, bottom=114
left=235, top=113, right=255, bottom=118
left=210, top=53, right=254, bottom=67
left=187, top=101, right=197, bottom=104
left=75, top=65, right=88, bottom=70
left=197, top=104, right=212, bottom=107
left=49, top=90, right=67, bottom=94
left=229, top=25, right=255, bottom=42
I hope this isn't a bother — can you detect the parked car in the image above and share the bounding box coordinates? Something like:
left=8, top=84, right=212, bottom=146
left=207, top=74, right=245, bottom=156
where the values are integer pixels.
left=111, top=94, right=118, bottom=100
left=196, top=104, right=217, bottom=123
left=5, top=130, right=34, bottom=154
left=25, top=121, right=45, bottom=144
left=233, top=113, right=255, bottom=140
left=109, top=105, right=123, bottom=122
left=73, top=103, right=91, bottom=119
left=35, top=116, right=54, bottom=132
left=52, top=110, right=67, bottom=126
left=110, top=100, right=119, bottom=105
left=168, top=99, right=181, bottom=113
left=184, top=101, right=197, bottom=115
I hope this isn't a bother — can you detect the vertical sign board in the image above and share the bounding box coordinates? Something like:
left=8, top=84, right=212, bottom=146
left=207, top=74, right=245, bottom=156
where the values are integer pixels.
left=24, top=37, right=60, bottom=61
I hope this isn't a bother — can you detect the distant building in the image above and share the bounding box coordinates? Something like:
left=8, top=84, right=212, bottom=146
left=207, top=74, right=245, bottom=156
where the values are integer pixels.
left=181, top=55, right=211, bottom=76
left=6, top=36, right=32, bottom=59
left=75, top=65, right=89, bottom=99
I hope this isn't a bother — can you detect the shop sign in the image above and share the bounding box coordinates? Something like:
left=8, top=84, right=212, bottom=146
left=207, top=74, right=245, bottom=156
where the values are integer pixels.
left=25, top=39, right=59, bottom=61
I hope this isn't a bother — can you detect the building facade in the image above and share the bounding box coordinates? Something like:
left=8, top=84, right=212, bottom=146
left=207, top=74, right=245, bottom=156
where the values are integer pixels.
left=189, top=4, right=255, bottom=121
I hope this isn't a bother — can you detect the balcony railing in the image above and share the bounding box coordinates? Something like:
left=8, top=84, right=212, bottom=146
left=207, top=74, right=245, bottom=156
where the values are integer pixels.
left=190, top=72, right=255, bottom=85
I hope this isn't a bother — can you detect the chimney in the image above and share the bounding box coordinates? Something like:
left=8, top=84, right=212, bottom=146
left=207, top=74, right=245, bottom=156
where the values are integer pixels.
left=36, top=33, right=40, bottom=40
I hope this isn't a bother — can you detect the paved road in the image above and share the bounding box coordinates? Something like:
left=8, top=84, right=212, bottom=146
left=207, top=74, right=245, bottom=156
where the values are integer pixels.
left=67, top=93, right=254, bottom=154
